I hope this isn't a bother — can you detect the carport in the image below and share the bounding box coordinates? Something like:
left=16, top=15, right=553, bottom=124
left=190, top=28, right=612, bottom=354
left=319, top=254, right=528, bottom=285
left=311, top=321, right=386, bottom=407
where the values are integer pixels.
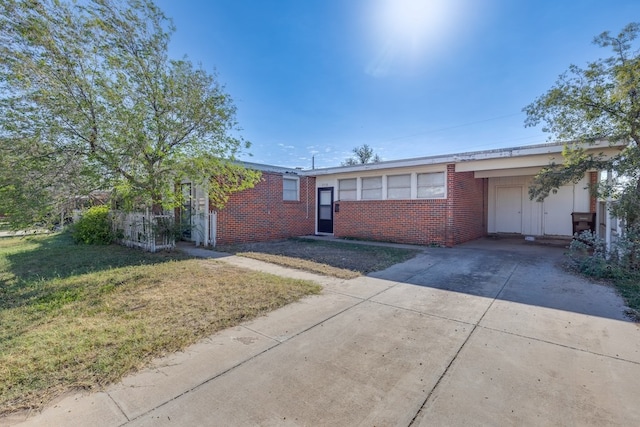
left=457, top=144, right=600, bottom=237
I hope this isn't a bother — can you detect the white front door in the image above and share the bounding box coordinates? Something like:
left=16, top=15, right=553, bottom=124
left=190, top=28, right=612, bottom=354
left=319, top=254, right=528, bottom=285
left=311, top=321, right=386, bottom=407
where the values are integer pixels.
left=495, top=186, right=523, bottom=233
left=543, top=185, right=574, bottom=236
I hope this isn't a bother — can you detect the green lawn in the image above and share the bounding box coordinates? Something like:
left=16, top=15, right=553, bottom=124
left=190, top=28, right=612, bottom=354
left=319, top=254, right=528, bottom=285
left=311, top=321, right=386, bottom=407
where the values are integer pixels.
left=0, top=233, right=321, bottom=415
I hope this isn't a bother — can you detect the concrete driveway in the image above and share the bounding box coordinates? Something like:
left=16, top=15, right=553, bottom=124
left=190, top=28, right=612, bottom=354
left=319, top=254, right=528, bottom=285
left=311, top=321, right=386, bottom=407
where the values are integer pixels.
left=8, top=238, right=640, bottom=426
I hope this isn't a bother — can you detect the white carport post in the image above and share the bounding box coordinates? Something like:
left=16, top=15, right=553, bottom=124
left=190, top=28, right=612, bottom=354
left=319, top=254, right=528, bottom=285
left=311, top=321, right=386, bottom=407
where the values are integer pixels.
left=605, top=169, right=612, bottom=253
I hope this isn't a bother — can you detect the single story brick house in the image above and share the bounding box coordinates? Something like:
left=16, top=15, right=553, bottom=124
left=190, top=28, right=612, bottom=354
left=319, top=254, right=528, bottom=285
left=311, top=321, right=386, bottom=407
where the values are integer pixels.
left=180, top=141, right=620, bottom=247
left=178, top=163, right=316, bottom=247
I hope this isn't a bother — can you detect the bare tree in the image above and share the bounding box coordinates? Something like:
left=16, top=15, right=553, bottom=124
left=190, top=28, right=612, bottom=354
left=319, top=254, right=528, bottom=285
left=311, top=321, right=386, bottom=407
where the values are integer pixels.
left=342, top=144, right=381, bottom=166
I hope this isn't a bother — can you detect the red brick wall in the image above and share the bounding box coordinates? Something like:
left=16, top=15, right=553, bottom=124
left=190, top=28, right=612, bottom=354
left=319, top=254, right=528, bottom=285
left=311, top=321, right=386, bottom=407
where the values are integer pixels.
left=447, top=165, right=487, bottom=246
left=215, top=172, right=316, bottom=245
left=334, top=199, right=449, bottom=246
left=215, top=165, right=488, bottom=247
left=334, top=164, right=487, bottom=247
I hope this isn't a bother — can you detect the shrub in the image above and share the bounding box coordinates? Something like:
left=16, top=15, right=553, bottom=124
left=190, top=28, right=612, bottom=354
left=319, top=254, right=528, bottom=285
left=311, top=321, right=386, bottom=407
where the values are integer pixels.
left=72, top=205, right=114, bottom=245
left=569, top=229, right=640, bottom=279
left=569, top=229, right=640, bottom=315
left=569, top=231, right=613, bottom=278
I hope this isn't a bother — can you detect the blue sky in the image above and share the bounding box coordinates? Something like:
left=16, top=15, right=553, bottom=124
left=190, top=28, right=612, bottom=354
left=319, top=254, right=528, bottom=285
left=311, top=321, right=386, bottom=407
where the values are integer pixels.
left=155, top=0, right=640, bottom=169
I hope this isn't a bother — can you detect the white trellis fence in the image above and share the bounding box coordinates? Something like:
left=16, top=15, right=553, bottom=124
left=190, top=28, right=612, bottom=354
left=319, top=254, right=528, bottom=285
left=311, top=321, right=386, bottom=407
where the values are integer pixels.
left=111, top=210, right=175, bottom=252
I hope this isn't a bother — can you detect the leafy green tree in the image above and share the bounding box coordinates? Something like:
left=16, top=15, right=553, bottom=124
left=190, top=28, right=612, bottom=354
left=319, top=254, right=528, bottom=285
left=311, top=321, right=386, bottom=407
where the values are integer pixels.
left=524, top=23, right=640, bottom=230
left=342, top=144, right=382, bottom=166
left=0, top=135, right=100, bottom=229
left=0, top=0, right=259, bottom=227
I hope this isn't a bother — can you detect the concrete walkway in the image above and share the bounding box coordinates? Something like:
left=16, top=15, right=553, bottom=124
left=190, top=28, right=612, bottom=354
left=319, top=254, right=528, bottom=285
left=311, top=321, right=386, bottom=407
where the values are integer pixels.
left=5, top=238, right=640, bottom=426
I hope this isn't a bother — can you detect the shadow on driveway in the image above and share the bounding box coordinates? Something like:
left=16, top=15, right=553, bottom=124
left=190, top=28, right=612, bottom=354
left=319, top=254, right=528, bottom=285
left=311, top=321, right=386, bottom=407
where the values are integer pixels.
left=369, top=237, right=631, bottom=321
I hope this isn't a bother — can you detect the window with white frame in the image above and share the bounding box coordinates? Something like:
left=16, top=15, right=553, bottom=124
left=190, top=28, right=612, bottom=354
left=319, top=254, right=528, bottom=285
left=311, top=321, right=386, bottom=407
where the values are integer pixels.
left=361, top=176, right=382, bottom=200
left=417, top=172, right=445, bottom=198
left=387, top=174, right=411, bottom=199
left=283, top=176, right=299, bottom=201
left=338, top=178, right=357, bottom=200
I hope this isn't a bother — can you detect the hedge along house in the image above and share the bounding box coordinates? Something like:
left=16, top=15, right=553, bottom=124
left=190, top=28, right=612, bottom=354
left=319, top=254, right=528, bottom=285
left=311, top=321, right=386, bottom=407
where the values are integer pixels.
left=179, top=141, right=620, bottom=248
left=178, top=162, right=316, bottom=247
left=310, top=141, right=621, bottom=247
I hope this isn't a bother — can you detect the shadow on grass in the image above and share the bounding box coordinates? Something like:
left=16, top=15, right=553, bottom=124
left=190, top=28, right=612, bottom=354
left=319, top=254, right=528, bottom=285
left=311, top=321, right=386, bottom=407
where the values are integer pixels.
left=0, top=232, right=189, bottom=311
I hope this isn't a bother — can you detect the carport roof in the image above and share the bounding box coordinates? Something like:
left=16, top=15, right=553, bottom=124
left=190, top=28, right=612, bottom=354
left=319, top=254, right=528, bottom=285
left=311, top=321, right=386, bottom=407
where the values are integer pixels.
left=303, top=140, right=618, bottom=176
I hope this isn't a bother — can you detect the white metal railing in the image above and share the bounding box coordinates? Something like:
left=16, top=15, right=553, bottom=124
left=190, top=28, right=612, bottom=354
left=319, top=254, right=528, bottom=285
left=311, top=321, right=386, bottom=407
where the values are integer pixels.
left=111, top=210, right=175, bottom=252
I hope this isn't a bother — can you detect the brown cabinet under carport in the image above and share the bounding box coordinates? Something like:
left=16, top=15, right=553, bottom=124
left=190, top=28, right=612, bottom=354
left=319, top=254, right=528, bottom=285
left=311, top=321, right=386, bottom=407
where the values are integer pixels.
left=571, top=212, right=596, bottom=235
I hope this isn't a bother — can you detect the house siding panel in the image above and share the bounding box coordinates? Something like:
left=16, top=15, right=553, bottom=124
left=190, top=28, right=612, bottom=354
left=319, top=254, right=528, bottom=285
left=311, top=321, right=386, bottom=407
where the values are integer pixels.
left=215, top=172, right=316, bottom=245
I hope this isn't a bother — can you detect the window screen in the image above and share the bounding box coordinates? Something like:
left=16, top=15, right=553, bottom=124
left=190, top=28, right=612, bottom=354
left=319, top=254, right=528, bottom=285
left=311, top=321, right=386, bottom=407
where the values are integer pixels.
left=361, top=176, right=382, bottom=200
left=283, top=177, right=299, bottom=201
left=417, top=172, right=445, bottom=198
left=338, top=178, right=357, bottom=200
left=387, top=174, right=411, bottom=199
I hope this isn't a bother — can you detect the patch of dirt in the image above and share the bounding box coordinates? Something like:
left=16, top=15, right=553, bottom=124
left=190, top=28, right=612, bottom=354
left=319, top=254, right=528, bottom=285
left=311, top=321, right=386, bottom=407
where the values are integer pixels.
left=218, top=238, right=421, bottom=275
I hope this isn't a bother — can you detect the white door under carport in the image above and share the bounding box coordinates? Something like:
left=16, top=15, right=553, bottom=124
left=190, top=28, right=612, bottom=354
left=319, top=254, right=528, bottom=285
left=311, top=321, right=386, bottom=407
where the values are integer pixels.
left=542, top=185, right=575, bottom=236
left=488, top=175, right=590, bottom=237
left=495, top=186, right=523, bottom=233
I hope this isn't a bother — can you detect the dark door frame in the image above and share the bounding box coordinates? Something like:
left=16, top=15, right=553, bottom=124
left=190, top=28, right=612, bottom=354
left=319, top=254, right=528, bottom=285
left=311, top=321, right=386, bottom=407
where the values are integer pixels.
left=317, top=187, right=334, bottom=234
